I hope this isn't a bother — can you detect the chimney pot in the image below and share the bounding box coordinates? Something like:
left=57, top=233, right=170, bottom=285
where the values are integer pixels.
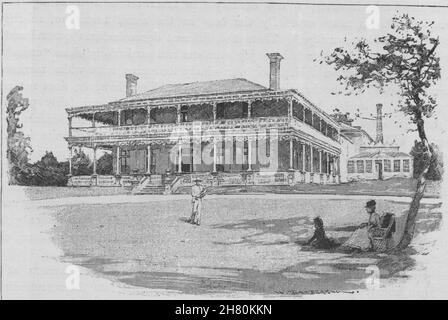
left=375, top=103, right=384, bottom=144
left=266, top=53, right=284, bottom=90
left=126, top=74, right=139, bottom=97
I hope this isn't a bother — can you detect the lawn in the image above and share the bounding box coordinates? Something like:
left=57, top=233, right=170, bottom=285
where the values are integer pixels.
left=177, top=177, right=441, bottom=198
left=50, top=195, right=442, bottom=296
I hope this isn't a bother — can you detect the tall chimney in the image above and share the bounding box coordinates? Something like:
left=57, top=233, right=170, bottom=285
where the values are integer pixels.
left=125, top=74, right=139, bottom=97
left=266, top=53, right=284, bottom=90
left=375, top=103, right=384, bottom=144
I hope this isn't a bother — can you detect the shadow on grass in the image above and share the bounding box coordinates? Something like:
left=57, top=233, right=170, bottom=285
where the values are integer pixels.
left=54, top=199, right=441, bottom=296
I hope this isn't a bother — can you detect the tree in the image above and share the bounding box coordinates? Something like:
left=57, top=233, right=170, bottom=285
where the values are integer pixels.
left=6, top=86, right=33, bottom=185
left=97, top=152, right=113, bottom=175
left=330, top=108, right=355, bottom=125
left=321, top=13, right=440, bottom=250
left=410, top=140, right=443, bottom=180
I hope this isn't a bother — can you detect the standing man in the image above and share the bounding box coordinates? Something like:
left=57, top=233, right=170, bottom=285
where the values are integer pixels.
left=189, top=178, right=207, bottom=225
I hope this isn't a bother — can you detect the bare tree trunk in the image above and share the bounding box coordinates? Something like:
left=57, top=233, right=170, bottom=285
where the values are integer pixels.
left=393, top=118, right=432, bottom=250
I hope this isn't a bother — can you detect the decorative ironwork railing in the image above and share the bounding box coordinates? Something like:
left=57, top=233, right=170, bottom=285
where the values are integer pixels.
left=70, top=117, right=291, bottom=138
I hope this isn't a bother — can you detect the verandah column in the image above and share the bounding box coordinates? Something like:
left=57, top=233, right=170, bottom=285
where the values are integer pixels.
left=68, top=146, right=73, bottom=176
left=310, top=144, right=314, bottom=173
left=68, top=116, right=73, bottom=137
left=289, top=137, right=294, bottom=170
left=247, top=137, right=252, bottom=171
left=93, top=146, right=97, bottom=175
left=213, top=102, right=217, bottom=122
left=146, top=144, right=152, bottom=174
left=178, top=141, right=182, bottom=173
left=288, top=97, right=293, bottom=120
left=116, top=146, right=121, bottom=174
left=147, top=106, right=152, bottom=124
left=177, top=105, right=181, bottom=123
left=213, top=138, right=217, bottom=173
left=318, top=149, right=322, bottom=173
left=117, top=110, right=122, bottom=126
left=302, top=143, right=306, bottom=172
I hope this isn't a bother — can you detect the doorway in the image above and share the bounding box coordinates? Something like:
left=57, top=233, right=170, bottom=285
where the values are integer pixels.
left=375, top=160, right=383, bottom=180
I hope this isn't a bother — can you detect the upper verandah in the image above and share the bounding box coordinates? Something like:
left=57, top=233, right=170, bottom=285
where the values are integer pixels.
left=65, top=77, right=340, bottom=129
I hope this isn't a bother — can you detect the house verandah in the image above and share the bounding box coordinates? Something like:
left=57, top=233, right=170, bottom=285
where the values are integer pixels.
left=66, top=80, right=342, bottom=191
left=67, top=133, right=341, bottom=190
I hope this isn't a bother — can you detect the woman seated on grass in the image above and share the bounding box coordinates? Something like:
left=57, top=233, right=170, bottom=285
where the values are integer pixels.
left=304, top=217, right=339, bottom=249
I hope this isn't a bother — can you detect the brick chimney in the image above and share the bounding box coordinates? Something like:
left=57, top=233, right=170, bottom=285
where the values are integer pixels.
left=375, top=103, right=384, bottom=144
left=266, top=53, right=284, bottom=90
left=125, top=74, right=139, bottom=97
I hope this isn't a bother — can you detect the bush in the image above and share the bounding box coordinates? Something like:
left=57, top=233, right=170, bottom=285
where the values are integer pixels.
left=97, top=153, right=113, bottom=175
left=28, top=152, right=68, bottom=186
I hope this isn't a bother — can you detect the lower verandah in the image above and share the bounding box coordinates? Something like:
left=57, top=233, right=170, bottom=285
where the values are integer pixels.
left=111, top=139, right=339, bottom=175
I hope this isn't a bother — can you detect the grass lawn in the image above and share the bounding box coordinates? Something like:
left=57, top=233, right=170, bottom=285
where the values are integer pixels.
left=177, top=178, right=441, bottom=198
left=23, top=186, right=130, bottom=200
left=50, top=195, right=442, bottom=296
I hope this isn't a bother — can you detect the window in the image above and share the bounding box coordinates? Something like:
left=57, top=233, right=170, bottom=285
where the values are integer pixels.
left=366, top=160, right=373, bottom=173
left=320, top=120, right=327, bottom=135
left=347, top=161, right=355, bottom=173
left=313, top=114, right=321, bottom=131
left=304, top=108, right=313, bottom=126
left=292, top=101, right=304, bottom=121
left=384, top=160, right=391, bottom=172
left=403, top=159, right=410, bottom=172
left=356, top=160, right=364, bottom=173
left=394, top=160, right=401, bottom=172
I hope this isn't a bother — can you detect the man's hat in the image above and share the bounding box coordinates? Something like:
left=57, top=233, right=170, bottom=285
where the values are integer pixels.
left=365, top=200, right=376, bottom=208
left=193, top=178, right=202, bottom=182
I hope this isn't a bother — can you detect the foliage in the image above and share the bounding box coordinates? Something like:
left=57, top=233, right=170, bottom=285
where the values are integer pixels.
left=321, top=13, right=440, bottom=250
left=330, top=108, right=355, bottom=125
left=6, top=86, right=33, bottom=185
left=410, top=140, right=443, bottom=180
left=97, top=152, right=113, bottom=175
left=71, top=149, right=93, bottom=175
left=28, top=152, right=69, bottom=186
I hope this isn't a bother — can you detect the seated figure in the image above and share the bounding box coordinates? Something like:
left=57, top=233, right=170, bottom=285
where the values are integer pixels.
left=304, top=217, right=339, bottom=249
left=340, top=200, right=381, bottom=252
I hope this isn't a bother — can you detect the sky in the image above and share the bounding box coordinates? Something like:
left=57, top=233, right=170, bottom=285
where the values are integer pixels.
left=3, top=1, right=448, bottom=162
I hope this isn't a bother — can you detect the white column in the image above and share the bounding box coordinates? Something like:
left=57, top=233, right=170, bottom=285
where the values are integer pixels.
left=213, top=102, right=217, bottom=122
left=92, top=112, right=96, bottom=128
left=178, top=142, right=182, bottom=173
left=247, top=138, right=252, bottom=171
left=147, top=106, right=152, bottom=124
left=318, top=150, right=322, bottom=173
left=213, top=139, right=217, bottom=172
left=310, top=144, right=314, bottom=172
left=289, top=137, right=294, bottom=169
left=327, top=153, right=330, bottom=174
left=247, top=100, right=252, bottom=118
left=117, top=110, right=121, bottom=126
left=288, top=97, right=293, bottom=119
left=177, top=105, right=181, bottom=123
left=93, top=146, right=97, bottom=175
left=116, top=146, right=121, bottom=174
left=302, top=143, right=306, bottom=171
left=68, top=146, right=73, bottom=175
left=146, top=144, right=151, bottom=174
left=68, top=116, right=73, bottom=137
